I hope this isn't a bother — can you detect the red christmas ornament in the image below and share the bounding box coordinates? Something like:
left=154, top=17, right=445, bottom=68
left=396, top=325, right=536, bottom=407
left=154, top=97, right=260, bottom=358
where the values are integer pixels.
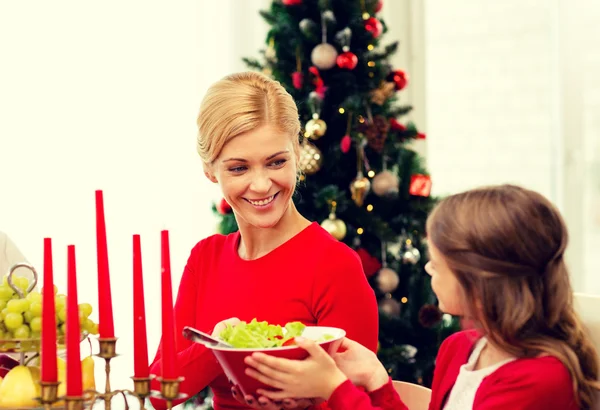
left=417, top=132, right=426, bottom=140
left=364, top=17, right=383, bottom=38
left=409, top=174, right=432, bottom=197
left=340, top=135, right=352, bottom=153
left=389, top=118, right=406, bottom=131
left=291, top=72, right=303, bottom=89
left=216, top=198, right=232, bottom=215
left=388, top=69, right=409, bottom=90
left=282, top=0, right=302, bottom=5
left=356, top=248, right=382, bottom=278
left=375, top=0, right=383, bottom=12
left=336, top=51, right=358, bottom=70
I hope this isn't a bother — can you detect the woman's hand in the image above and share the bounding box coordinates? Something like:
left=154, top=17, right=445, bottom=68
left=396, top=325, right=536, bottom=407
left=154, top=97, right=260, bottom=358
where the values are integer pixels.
left=230, top=387, right=320, bottom=409
left=211, top=317, right=241, bottom=338
left=244, top=337, right=348, bottom=401
left=330, top=337, right=389, bottom=392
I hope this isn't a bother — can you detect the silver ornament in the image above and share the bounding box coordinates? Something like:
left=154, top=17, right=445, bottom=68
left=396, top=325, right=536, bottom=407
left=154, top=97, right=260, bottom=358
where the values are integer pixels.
left=299, top=18, right=315, bottom=35
left=379, top=298, right=401, bottom=317
left=376, top=267, right=399, bottom=293
left=372, top=170, right=399, bottom=196
left=402, top=245, right=421, bottom=265
left=310, top=43, right=338, bottom=70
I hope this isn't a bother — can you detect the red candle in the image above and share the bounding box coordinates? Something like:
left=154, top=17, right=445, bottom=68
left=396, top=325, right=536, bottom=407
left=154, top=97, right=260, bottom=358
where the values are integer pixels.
left=41, top=238, right=57, bottom=382
left=66, top=245, right=82, bottom=397
left=95, top=190, right=115, bottom=338
left=160, top=230, right=177, bottom=379
left=133, top=234, right=149, bottom=378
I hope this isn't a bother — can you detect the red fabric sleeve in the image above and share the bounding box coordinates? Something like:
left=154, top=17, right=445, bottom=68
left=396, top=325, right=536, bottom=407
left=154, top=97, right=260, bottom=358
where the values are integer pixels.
left=309, top=242, right=379, bottom=410
left=148, top=247, right=223, bottom=410
left=473, top=357, right=578, bottom=410
left=327, top=379, right=407, bottom=410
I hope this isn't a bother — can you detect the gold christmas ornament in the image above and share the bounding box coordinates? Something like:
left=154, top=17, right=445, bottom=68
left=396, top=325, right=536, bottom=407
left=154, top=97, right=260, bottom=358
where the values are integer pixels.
left=370, top=81, right=396, bottom=105
left=376, top=267, right=400, bottom=293
left=372, top=170, right=399, bottom=196
left=305, top=114, right=327, bottom=140
left=298, top=139, right=323, bottom=175
left=350, top=173, right=371, bottom=206
left=320, top=212, right=347, bottom=240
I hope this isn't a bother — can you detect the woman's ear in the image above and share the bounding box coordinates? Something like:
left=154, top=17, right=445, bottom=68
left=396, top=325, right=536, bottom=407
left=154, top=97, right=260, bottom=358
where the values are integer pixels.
left=202, top=163, right=218, bottom=184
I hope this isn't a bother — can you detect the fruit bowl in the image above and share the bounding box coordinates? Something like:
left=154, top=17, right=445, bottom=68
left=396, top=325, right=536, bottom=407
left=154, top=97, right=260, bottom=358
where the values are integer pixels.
left=184, top=323, right=345, bottom=397
left=0, top=263, right=98, bottom=358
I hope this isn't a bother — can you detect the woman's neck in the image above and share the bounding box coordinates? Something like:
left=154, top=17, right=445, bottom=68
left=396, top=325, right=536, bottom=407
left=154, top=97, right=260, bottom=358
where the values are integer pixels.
left=236, top=202, right=311, bottom=260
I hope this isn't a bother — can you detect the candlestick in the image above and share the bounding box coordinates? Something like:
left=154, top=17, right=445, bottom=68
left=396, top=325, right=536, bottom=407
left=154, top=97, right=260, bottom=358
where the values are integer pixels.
left=153, top=377, right=187, bottom=410
left=36, top=380, right=60, bottom=410
left=133, top=234, right=149, bottom=378
left=41, top=238, right=58, bottom=383
left=160, top=230, right=177, bottom=379
left=96, top=190, right=115, bottom=338
left=66, top=245, right=83, bottom=397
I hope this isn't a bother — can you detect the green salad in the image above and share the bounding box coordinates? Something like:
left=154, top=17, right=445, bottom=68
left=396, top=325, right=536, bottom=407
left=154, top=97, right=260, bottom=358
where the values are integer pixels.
left=218, top=319, right=333, bottom=348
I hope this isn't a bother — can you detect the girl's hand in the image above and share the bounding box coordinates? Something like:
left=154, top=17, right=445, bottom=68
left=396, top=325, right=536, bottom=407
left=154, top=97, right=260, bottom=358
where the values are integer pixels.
left=330, top=337, right=389, bottom=391
left=244, top=337, right=348, bottom=401
left=230, top=387, right=320, bottom=409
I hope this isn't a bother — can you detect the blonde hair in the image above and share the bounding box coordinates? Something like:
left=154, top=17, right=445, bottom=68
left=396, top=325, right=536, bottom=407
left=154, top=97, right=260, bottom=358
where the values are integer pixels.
left=196, top=71, right=301, bottom=164
left=426, top=184, right=600, bottom=409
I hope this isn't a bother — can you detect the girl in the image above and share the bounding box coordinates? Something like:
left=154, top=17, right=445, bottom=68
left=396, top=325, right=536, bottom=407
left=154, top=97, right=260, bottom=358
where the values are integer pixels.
left=244, top=184, right=600, bottom=409
left=148, top=71, right=379, bottom=410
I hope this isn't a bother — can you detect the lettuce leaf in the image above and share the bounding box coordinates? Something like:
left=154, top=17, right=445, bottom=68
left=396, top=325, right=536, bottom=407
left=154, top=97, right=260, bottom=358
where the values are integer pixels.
left=219, top=318, right=306, bottom=348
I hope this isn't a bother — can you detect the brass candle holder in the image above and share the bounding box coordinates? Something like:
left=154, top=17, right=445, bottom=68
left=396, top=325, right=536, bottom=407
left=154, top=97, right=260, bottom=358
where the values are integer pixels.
left=36, top=381, right=60, bottom=410
left=64, top=396, right=86, bottom=410
left=151, top=376, right=187, bottom=410
left=33, top=337, right=187, bottom=410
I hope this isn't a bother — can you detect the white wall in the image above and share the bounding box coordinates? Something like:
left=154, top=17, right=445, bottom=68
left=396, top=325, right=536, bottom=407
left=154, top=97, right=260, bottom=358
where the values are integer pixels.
left=423, top=0, right=600, bottom=293
left=0, top=0, right=267, bottom=405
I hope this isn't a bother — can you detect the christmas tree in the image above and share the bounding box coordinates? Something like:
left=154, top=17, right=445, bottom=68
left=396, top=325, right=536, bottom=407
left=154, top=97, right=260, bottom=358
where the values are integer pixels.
left=212, top=0, right=459, bottom=387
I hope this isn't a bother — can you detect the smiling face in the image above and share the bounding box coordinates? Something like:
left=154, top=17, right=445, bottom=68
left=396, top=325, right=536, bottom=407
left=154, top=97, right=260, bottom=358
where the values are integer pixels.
left=208, top=124, right=298, bottom=229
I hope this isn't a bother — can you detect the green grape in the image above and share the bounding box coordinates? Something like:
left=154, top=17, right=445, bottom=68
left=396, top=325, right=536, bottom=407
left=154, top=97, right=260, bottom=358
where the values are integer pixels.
left=89, top=322, right=99, bottom=335
left=60, top=323, right=66, bottom=335
left=0, top=285, right=13, bottom=300
left=55, top=294, right=66, bottom=309
left=29, top=317, right=42, bottom=333
left=0, top=300, right=7, bottom=311
left=78, top=303, right=93, bottom=318
left=23, top=311, right=34, bottom=324
left=13, top=324, right=30, bottom=339
left=4, top=312, right=24, bottom=330
left=13, top=277, right=29, bottom=293
left=57, top=309, right=66, bottom=323
left=26, top=291, right=42, bottom=303
left=1, top=308, right=9, bottom=320
left=6, top=299, right=29, bottom=314
left=30, top=301, right=42, bottom=317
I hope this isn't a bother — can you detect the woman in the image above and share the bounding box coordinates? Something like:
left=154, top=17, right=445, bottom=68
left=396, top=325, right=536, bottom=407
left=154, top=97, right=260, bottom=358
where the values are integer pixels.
left=148, top=72, right=379, bottom=410
left=243, top=184, right=600, bottom=409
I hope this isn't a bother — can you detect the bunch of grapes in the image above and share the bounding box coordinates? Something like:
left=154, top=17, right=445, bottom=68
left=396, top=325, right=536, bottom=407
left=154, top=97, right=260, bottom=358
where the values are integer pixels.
left=0, top=276, right=99, bottom=347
